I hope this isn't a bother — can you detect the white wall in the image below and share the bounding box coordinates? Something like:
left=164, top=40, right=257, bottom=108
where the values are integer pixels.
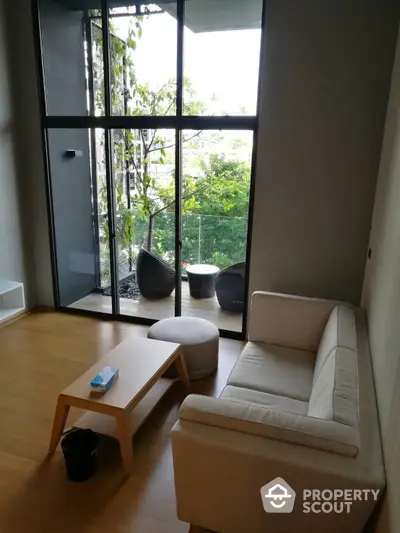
left=250, top=0, right=399, bottom=306
left=362, top=30, right=400, bottom=533
left=0, top=0, right=37, bottom=307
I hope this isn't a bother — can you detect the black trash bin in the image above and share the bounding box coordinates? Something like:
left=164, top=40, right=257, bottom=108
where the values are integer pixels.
left=61, top=429, right=99, bottom=482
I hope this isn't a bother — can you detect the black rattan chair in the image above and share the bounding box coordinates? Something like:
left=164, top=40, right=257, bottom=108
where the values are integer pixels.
left=215, top=262, right=246, bottom=312
left=136, top=248, right=175, bottom=299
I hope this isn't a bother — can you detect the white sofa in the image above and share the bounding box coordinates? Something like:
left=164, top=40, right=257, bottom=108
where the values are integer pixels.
left=171, top=292, right=385, bottom=533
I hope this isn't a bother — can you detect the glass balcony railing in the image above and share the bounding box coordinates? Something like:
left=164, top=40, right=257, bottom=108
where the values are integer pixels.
left=98, top=211, right=248, bottom=287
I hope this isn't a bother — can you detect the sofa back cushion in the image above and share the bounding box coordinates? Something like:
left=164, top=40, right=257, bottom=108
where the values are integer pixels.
left=308, top=347, right=359, bottom=427
left=313, top=305, right=357, bottom=385
left=249, top=292, right=336, bottom=351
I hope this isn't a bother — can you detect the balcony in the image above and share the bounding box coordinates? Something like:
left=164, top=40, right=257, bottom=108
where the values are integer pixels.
left=69, top=212, right=247, bottom=332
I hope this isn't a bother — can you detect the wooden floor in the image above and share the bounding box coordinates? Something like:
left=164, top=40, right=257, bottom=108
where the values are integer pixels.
left=0, top=311, right=242, bottom=533
left=69, top=281, right=243, bottom=333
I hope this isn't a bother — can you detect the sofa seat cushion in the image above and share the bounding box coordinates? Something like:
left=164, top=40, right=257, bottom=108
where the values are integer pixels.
left=220, top=385, right=308, bottom=415
left=227, top=342, right=316, bottom=402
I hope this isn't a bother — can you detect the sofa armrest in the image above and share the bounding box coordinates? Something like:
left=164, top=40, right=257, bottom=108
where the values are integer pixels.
left=172, top=419, right=381, bottom=533
left=180, top=394, right=359, bottom=457
left=248, top=291, right=337, bottom=350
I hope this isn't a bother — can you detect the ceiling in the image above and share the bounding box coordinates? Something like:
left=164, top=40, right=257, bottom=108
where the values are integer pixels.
left=165, top=1, right=263, bottom=33
left=56, top=0, right=263, bottom=32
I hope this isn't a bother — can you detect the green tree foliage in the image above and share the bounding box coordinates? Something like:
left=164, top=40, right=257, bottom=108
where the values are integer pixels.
left=190, top=154, right=250, bottom=218
left=93, top=16, right=205, bottom=255
left=143, top=154, right=251, bottom=268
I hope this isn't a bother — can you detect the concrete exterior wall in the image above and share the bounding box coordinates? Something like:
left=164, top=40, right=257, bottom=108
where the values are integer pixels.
left=40, top=0, right=88, bottom=116
left=47, top=130, right=97, bottom=306
left=40, top=0, right=96, bottom=305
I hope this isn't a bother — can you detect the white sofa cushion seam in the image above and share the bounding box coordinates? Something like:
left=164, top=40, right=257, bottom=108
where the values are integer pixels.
left=332, top=352, right=336, bottom=423
left=314, top=343, right=357, bottom=384
left=309, top=348, right=359, bottom=427
left=210, top=398, right=333, bottom=424
left=183, top=416, right=358, bottom=454
left=180, top=399, right=358, bottom=452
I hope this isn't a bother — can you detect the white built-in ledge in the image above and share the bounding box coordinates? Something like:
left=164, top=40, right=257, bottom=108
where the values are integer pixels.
left=0, top=279, right=25, bottom=325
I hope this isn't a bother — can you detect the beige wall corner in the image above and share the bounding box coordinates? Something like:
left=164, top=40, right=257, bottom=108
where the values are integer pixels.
left=362, top=25, right=400, bottom=533
left=3, top=0, right=54, bottom=307
left=249, top=0, right=398, bottom=306
left=0, top=0, right=37, bottom=307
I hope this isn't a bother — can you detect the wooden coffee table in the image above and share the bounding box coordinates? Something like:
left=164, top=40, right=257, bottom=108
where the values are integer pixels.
left=48, top=336, right=189, bottom=475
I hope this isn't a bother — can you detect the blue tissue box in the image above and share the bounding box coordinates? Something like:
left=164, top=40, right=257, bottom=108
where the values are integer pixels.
left=90, top=366, right=119, bottom=393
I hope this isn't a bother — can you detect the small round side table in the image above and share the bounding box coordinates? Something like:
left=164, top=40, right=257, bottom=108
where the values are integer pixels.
left=186, top=264, right=220, bottom=299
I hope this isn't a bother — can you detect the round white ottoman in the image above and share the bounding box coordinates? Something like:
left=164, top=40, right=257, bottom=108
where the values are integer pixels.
left=147, top=317, right=219, bottom=380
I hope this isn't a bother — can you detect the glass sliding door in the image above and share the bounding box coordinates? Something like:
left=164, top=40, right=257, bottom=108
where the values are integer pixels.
left=178, top=0, right=262, bottom=333
left=104, top=3, right=179, bottom=319
left=113, top=128, right=176, bottom=320
left=180, top=130, right=253, bottom=332
left=36, top=0, right=264, bottom=338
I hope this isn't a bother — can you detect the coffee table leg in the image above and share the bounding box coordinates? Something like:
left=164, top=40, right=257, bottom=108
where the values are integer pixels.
left=116, top=411, right=133, bottom=475
left=48, top=397, right=70, bottom=455
left=176, top=350, right=190, bottom=391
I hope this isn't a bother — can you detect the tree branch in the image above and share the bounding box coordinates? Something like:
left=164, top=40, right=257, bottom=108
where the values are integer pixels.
left=140, top=129, right=147, bottom=153
left=127, top=149, right=141, bottom=180
left=146, top=128, right=159, bottom=153
left=150, top=181, right=209, bottom=218
left=163, top=99, right=175, bottom=116
left=145, top=98, right=175, bottom=154
left=154, top=81, right=174, bottom=98
left=147, top=130, right=203, bottom=154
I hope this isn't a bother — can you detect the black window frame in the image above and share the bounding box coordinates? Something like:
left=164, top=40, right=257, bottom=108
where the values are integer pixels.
left=32, top=0, right=266, bottom=340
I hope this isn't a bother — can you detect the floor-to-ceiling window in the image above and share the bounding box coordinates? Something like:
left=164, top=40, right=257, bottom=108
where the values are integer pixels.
left=35, top=0, right=264, bottom=338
